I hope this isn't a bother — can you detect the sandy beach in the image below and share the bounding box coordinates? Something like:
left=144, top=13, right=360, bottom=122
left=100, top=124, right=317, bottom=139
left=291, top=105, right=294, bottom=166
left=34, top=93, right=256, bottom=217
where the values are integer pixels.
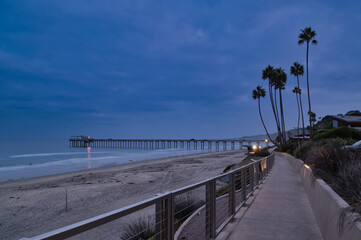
left=0, top=150, right=247, bottom=240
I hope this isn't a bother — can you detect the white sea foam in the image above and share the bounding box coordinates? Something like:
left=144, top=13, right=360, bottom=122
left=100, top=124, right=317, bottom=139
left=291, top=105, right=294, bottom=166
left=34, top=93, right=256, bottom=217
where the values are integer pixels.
left=10, top=151, right=117, bottom=158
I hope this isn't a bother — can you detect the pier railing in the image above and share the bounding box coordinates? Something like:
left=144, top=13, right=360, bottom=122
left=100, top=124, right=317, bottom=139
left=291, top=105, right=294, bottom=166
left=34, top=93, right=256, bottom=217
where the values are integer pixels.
left=21, top=153, right=274, bottom=240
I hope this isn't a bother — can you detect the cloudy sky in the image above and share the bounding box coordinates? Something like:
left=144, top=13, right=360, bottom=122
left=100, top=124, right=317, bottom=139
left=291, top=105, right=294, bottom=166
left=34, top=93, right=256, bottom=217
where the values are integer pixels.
left=1, top=0, right=360, bottom=140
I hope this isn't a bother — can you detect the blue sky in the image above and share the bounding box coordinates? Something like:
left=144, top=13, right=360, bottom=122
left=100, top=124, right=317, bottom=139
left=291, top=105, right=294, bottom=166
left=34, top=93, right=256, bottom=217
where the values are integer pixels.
left=1, top=0, right=360, bottom=140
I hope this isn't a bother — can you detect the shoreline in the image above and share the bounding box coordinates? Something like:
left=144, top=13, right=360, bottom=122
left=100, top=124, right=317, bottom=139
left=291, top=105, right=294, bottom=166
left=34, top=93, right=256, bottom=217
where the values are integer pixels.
left=0, top=150, right=247, bottom=240
left=0, top=150, right=220, bottom=186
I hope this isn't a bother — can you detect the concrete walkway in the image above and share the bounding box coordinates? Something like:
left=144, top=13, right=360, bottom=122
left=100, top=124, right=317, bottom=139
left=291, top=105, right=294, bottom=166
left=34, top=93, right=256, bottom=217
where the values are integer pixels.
left=221, top=155, right=323, bottom=240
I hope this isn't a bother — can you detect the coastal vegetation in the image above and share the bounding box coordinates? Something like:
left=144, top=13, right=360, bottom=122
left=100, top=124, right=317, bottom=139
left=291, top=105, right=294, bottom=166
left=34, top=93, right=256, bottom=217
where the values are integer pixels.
left=277, top=126, right=361, bottom=158
left=305, top=146, right=361, bottom=216
left=313, top=126, right=361, bottom=142
left=252, top=147, right=271, bottom=157
left=120, top=216, right=155, bottom=240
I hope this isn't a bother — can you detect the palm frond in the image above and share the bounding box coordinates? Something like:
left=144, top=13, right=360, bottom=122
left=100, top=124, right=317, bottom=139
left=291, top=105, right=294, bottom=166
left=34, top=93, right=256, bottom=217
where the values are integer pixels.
left=259, top=88, right=266, bottom=98
left=252, top=90, right=258, bottom=99
left=290, top=65, right=296, bottom=75
left=299, top=26, right=317, bottom=43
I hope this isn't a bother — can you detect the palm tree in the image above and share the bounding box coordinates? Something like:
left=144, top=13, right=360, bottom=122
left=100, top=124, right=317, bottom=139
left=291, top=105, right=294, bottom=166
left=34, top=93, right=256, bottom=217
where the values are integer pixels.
left=292, top=87, right=301, bottom=138
left=290, top=62, right=305, bottom=138
left=298, top=27, right=317, bottom=135
left=262, top=65, right=282, bottom=142
left=252, top=86, right=275, bottom=145
left=273, top=68, right=287, bottom=145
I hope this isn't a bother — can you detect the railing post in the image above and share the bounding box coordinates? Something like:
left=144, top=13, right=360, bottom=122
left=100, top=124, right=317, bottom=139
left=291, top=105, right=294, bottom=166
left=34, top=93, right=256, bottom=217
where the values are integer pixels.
left=155, top=193, right=174, bottom=240
left=242, top=168, right=247, bottom=201
left=250, top=165, right=254, bottom=192
left=229, top=173, right=235, bottom=215
left=166, top=193, right=174, bottom=240
left=255, top=162, right=259, bottom=187
left=206, top=179, right=216, bottom=239
left=155, top=199, right=164, bottom=240
left=265, top=157, right=269, bottom=174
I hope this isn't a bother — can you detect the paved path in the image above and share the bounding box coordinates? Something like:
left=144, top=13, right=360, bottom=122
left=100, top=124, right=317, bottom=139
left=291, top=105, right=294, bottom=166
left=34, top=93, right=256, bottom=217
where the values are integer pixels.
left=224, top=155, right=323, bottom=240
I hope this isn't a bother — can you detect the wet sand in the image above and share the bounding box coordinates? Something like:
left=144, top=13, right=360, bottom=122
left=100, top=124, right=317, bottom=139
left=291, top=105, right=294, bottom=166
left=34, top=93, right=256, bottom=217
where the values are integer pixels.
left=0, top=150, right=247, bottom=240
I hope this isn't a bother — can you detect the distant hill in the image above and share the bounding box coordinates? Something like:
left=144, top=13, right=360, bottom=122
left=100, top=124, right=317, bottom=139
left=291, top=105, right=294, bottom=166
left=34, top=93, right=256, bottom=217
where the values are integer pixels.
left=233, top=128, right=307, bottom=141
left=230, top=132, right=278, bottom=141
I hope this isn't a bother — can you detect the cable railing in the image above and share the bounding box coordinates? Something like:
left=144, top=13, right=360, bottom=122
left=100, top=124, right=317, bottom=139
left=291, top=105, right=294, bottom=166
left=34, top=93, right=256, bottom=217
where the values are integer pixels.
left=20, top=153, right=274, bottom=240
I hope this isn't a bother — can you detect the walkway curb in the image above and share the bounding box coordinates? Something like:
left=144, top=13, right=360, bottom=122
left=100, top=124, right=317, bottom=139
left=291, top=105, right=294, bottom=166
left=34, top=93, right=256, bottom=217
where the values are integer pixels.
left=277, top=152, right=361, bottom=240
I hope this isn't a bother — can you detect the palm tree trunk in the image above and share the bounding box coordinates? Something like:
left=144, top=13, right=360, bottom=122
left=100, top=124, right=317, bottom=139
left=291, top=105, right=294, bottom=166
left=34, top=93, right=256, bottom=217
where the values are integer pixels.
left=279, top=89, right=286, bottom=145
left=296, top=91, right=300, bottom=144
left=269, top=83, right=280, bottom=135
left=297, top=76, right=305, bottom=139
left=306, top=42, right=312, bottom=136
left=274, top=87, right=283, bottom=144
left=274, top=87, right=280, bottom=127
left=258, top=98, right=277, bottom=146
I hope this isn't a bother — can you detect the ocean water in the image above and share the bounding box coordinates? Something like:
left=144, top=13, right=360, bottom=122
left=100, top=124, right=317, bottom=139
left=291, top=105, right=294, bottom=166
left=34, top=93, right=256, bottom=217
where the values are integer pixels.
left=0, top=140, right=211, bottom=182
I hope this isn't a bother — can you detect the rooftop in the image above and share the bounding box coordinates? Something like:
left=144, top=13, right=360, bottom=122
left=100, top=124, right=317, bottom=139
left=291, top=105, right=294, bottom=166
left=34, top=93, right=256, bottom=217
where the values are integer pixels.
left=332, top=114, right=361, bottom=123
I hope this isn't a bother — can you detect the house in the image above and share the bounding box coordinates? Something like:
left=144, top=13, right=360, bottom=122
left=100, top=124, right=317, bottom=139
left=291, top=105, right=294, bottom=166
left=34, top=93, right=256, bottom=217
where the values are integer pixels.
left=332, top=112, right=361, bottom=131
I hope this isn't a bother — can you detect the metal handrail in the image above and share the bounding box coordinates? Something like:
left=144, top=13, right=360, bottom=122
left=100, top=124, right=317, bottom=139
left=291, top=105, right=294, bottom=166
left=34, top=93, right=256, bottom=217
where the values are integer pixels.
left=21, top=153, right=275, bottom=240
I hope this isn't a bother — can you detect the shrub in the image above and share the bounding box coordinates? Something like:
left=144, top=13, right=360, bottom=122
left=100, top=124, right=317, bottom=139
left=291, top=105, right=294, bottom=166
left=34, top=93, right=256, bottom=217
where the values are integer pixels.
left=293, top=140, right=314, bottom=160
left=252, top=148, right=270, bottom=157
left=313, top=126, right=361, bottom=142
left=316, top=137, right=355, bottom=147
left=304, top=145, right=361, bottom=215
left=284, top=141, right=298, bottom=154
left=121, top=195, right=205, bottom=240
left=274, top=141, right=298, bottom=155
left=293, top=137, right=357, bottom=160
left=120, top=216, right=155, bottom=240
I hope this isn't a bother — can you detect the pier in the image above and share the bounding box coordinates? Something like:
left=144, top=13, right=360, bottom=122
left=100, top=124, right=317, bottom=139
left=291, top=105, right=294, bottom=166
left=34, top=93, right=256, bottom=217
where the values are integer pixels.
left=69, top=136, right=269, bottom=151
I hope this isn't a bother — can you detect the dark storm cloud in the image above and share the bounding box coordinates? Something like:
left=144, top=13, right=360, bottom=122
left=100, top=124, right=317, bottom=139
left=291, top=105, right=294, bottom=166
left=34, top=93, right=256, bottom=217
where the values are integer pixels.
left=0, top=0, right=361, bottom=139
